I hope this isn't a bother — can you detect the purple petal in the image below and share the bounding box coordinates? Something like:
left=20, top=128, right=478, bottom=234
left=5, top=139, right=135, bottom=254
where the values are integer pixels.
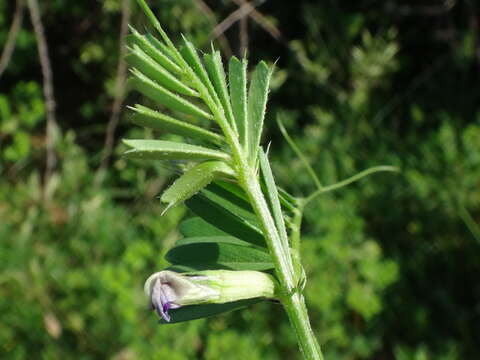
left=160, top=304, right=171, bottom=322
left=151, top=280, right=172, bottom=322
left=162, top=302, right=172, bottom=322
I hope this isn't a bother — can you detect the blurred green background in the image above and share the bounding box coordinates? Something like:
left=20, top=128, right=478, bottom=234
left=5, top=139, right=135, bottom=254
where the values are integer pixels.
left=1, top=0, right=479, bottom=359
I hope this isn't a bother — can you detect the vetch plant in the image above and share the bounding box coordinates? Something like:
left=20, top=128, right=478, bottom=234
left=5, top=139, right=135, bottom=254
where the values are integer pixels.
left=123, top=1, right=398, bottom=358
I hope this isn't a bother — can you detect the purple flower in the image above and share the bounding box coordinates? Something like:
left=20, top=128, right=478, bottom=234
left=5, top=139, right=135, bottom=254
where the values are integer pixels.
left=144, top=270, right=277, bottom=322
left=150, top=277, right=181, bottom=322
left=145, top=271, right=219, bottom=322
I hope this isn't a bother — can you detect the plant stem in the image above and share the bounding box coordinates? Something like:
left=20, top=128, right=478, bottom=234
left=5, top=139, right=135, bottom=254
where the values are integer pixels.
left=303, top=165, right=399, bottom=207
left=283, top=292, right=323, bottom=360
left=277, top=117, right=322, bottom=191
left=233, top=148, right=323, bottom=359
left=291, top=205, right=304, bottom=255
left=240, top=164, right=296, bottom=291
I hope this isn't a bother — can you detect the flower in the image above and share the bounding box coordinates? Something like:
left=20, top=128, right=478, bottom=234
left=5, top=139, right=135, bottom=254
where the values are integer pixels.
left=144, top=270, right=277, bottom=322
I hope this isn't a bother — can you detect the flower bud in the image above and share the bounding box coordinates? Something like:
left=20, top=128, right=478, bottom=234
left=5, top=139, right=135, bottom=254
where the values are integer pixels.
left=144, top=270, right=277, bottom=322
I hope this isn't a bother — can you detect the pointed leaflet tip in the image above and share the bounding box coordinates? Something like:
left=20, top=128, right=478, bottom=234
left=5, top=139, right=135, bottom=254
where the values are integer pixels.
left=134, top=0, right=183, bottom=64
left=161, top=203, right=173, bottom=216
left=128, top=24, right=137, bottom=34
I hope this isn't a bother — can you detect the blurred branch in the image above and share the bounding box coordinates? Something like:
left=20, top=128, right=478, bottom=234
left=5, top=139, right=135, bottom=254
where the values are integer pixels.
left=230, top=0, right=282, bottom=42
left=239, top=1, right=249, bottom=56
left=458, top=204, right=480, bottom=245
left=209, top=0, right=284, bottom=55
left=27, top=0, right=58, bottom=201
left=208, top=0, right=263, bottom=42
left=95, top=0, right=132, bottom=186
left=193, top=0, right=233, bottom=57
left=0, top=0, right=25, bottom=78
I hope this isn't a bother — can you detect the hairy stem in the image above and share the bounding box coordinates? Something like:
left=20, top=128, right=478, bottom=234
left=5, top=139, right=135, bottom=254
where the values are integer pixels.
left=283, top=292, right=323, bottom=360
left=291, top=206, right=304, bottom=256
left=229, top=136, right=323, bottom=359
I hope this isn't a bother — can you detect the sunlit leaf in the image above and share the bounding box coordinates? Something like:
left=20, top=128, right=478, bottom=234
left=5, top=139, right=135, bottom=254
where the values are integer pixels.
left=180, top=37, right=218, bottom=103
left=145, top=33, right=178, bottom=65
left=123, top=139, right=230, bottom=161
left=229, top=56, right=248, bottom=147
left=129, top=69, right=213, bottom=120
left=161, top=161, right=234, bottom=211
left=204, top=51, right=236, bottom=130
left=126, top=45, right=198, bottom=97
left=127, top=27, right=181, bottom=74
left=247, top=61, right=272, bottom=162
left=130, top=104, right=223, bottom=143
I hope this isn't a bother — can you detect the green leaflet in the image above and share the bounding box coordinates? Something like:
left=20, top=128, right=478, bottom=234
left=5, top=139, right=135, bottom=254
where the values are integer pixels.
left=201, top=183, right=259, bottom=225
left=174, top=236, right=265, bottom=249
left=122, top=139, right=230, bottom=161
left=129, top=69, right=213, bottom=120
left=126, top=45, right=198, bottom=97
left=204, top=51, right=236, bottom=131
left=213, top=179, right=251, bottom=204
left=277, top=187, right=298, bottom=212
left=180, top=217, right=228, bottom=237
left=130, top=104, right=222, bottom=143
left=228, top=57, right=248, bottom=148
left=161, top=161, right=234, bottom=211
left=185, top=182, right=266, bottom=246
left=127, top=27, right=181, bottom=74
left=165, top=241, right=274, bottom=271
left=259, top=149, right=290, bottom=253
left=247, top=61, right=272, bottom=163
left=145, top=33, right=177, bottom=65
left=158, top=298, right=261, bottom=324
left=214, top=179, right=297, bottom=219
left=133, top=0, right=182, bottom=65
left=180, top=37, right=219, bottom=105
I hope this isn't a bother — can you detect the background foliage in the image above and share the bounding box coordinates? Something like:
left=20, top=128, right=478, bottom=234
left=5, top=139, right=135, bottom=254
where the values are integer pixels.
left=1, top=0, right=479, bottom=359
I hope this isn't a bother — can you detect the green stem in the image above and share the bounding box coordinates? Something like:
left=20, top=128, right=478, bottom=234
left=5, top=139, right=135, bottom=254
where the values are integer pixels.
left=303, top=166, right=399, bottom=207
left=291, top=205, right=304, bottom=255
left=232, top=144, right=323, bottom=359
left=283, top=292, right=324, bottom=360
left=277, top=117, right=322, bottom=191
left=239, top=163, right=296, bottom=291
